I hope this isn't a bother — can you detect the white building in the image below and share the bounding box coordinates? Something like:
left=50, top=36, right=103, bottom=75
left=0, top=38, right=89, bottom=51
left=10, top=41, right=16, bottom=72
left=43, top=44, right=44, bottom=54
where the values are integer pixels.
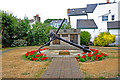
left=29, top=14, right=41, bottom=28
left=67, top=0, right=120, bottom=45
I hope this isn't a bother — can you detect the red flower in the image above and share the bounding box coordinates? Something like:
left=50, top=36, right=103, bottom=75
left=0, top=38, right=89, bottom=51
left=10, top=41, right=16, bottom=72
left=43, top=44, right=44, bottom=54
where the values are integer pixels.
left=88, top=52, right=91, bottom=54
left=90, top=48, right=95, bottom=52
left=104, top=54, right=107, bottom=56
left=26, top=52, right=30, bottom=54
left=62, top=50, right=64, bottom=52
left=31, top=57, right=34, bottom=60
left=32, top=50, right=36, bottom=52
left=40, top=49, right=43, bottom=51
left=44, top=57, right=48, bottom=59
left=41, top=53, right=43, bottom=56
left=46, top=48, right=49, bottom=50
left=41, top=58, right=44, bottom=61
left=43, top=48, right=46, bottom=50
left=25, top=53, right=28, bottom=56
left=101, top=53, right=104, bottom=55
left=27, top=57, right=29, bottom=59
left=87, top=53, right=91, bottom=56
left=36, top=50, right=38, bottom=52
left=30, top=54, right=32, bottom=55
left=44, top=54, right=47, bottom=56
left=82, top=55, right=86, bottom=58
left=88, top=55, right=91, bottom=57
left=95, top=50, right=99, bottom=53
left=76, top=57, right=78, bottom=59
left=95, top=58, right=98, bottom=60
left=35, top=55, right=39, bottom=57
left=95, top=54, right=99, bottom=57
left=34, top=58, right=37, bottom=61
left=78, top=54, right=80, bottom=56
left=32, top=52, right=34, bottom=55
left=92, top=52, right=96, bottom=56
left=81, top=52, right=85, bottom=54
left=99, top=55, right=102, bottom=57
left=4, top=47, right=6, bottom=48
left=39, top=54, right=41, bottom=56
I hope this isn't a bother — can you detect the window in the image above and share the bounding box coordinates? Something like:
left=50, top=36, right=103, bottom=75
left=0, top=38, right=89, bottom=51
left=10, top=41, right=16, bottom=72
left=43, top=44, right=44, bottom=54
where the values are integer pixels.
left=62, top=34, right=68, bottom=37
left=70, top=34, right=78, bottom=44
left=102, top=16, right=108, bottom=21
left=111, top=15, right=115, bottom=20
left=53, top=34, right=60, bottom=45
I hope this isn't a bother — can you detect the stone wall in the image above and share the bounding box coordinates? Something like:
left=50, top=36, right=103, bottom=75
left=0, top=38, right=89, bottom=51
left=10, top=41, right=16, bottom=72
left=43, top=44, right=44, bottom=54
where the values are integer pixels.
left=49, top=29, right=81, bottom=50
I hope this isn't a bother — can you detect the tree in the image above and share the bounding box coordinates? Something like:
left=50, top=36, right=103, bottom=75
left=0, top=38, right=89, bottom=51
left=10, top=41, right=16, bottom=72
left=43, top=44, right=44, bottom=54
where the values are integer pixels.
left=15, top=19, right=31, bottom=40
left=93, top=32, right=116, bottom=46
left=27, top=22, right=53, bottom=46
left=80, top=31, right=91, bottom=46
left=1, top=11, right=18, bottom=47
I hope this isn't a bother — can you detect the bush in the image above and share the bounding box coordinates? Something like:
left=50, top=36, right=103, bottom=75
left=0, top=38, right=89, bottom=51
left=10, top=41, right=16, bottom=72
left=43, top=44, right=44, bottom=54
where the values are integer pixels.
left=93, top=32, right=116, bottom=46
left=80, top=31, right=91, bottom=46
left=24, top=48, right=49, bottom=61
left=75, top=48, right=108, bottom=62
left=11, top=39, right=27, bottom=47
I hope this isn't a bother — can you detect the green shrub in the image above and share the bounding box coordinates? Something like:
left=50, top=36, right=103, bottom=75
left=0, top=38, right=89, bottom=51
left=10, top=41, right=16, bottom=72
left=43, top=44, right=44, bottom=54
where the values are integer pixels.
left=79, top=58, right=86, bottom=62
left=11, top=39, right=27, bottom=47
left=93, top=32, right=116, bottom=46
left=80, top=31, right=91, bottom=46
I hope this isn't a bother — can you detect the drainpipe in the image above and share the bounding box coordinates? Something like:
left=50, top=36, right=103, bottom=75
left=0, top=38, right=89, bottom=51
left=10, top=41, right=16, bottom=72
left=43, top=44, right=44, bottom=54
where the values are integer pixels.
left=68, top=15, right=71, bottom=27
left=87, top=14, right=88, bottom=20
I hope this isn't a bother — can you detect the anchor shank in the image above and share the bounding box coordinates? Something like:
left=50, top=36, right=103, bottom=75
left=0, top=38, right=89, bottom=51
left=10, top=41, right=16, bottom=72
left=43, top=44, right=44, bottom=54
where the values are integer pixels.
left=56, top=36, right=91, bottom=52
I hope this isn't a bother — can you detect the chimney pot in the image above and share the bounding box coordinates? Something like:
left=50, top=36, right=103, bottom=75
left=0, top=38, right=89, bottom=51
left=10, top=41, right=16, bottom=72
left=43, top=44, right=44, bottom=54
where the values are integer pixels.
left=107, top=0, right=110, bottom=3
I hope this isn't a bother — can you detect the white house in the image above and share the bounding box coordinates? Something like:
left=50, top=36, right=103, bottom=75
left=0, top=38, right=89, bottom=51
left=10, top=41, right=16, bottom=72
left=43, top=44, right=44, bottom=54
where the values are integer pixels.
left=29, top=14, right=41, bottom=28
left=67, top=0, right=120, bottom=45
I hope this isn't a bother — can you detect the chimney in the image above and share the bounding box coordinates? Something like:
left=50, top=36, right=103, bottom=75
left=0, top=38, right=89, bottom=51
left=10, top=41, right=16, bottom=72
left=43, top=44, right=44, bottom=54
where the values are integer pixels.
left=36, top=14, right=39, bottom=17
left=107, top=0, right=110, bottom=3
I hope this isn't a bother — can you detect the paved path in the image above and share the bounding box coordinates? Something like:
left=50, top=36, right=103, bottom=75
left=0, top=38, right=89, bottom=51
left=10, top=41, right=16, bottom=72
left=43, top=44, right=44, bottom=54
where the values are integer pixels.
left=41, top=57, right=82, bottom=78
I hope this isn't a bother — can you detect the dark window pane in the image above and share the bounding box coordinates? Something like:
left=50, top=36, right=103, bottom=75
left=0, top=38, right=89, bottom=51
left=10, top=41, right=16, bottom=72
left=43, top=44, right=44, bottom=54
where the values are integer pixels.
left=102, top=16, right=108, bottom=21
left=111, top=15, right=115, bottom=20
left=53, top=34, right=60, bottom=45
left=70, top=34, right=78, bottom=44
left=62, top=34, right=68, bottom=37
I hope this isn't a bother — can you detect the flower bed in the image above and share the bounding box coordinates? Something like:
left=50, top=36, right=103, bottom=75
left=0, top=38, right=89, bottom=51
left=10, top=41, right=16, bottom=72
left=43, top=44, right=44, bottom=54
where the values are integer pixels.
left=75, top=48, right=108, bottom=62
left=24, top=48, right=49, bottom=61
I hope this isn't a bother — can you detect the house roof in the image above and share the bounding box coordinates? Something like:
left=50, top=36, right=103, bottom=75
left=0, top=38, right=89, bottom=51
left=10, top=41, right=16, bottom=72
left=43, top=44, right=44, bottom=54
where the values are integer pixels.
left=67, top=8, right=87, bottom=16
left=107, top=21, right=120, bottom=29
left=29, top=19, right=34, bottom=23
left=67, top=2, right=116, bottom=16
left=77, top=19, right=98, bottom=29
left=50, top=29, right=81, bottom=34
left=50, top=19, right=67, bottom=23
left=86, top=4, right=97, bottom=13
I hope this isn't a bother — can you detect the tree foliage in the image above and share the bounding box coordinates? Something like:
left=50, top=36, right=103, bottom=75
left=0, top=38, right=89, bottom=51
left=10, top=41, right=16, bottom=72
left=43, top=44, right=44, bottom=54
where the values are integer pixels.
left=1, top=11, right=18, bottom=47
left=93, top=32, right=116, bottom=46
left=80, top=31, right=91, bottom=46
left=1, top=11, right=71, bottom=48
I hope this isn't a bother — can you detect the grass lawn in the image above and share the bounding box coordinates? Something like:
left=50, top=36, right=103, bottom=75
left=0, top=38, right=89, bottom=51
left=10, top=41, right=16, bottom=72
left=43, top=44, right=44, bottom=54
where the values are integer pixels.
left=1, top=46, right=51, bottom=78
left=1, top=46, right=119, bottom=78
left=79, top=46, right=119, bottom=78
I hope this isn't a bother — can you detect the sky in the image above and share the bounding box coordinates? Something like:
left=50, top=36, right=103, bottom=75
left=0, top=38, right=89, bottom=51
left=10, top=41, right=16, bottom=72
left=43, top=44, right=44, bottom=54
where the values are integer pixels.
left=0, top=0, right=119, bottom=23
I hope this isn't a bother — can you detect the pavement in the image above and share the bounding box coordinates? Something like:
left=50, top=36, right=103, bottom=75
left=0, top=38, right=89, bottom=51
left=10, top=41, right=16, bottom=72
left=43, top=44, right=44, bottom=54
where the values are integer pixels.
left=41, top=57, right=82, bottom=78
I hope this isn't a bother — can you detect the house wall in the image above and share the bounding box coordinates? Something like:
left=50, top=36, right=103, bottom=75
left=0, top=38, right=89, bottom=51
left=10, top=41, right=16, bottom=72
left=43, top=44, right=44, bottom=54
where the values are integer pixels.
left=81, top=2, right=120, bottom=45
left=118, top=1, right=120, bottom=20
left=89, top=2, right=119, bottom=31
